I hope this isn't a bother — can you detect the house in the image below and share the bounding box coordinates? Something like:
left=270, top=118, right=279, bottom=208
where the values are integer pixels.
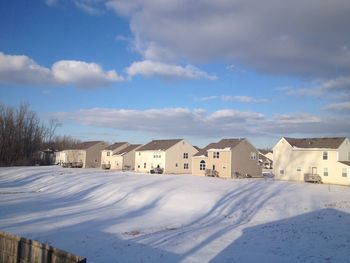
left=192, top=138, right=262, bottom=178
left=101, top=142, right=129, bottom=169
left=135, top=139, right=198, bottom=174
left=258, top=149, right=273, bottom=169
left=60, top=141, right=108, bottom=168
left=273, top=137, right=350, bottom=185
left=35, top=148, right=56, bottom=165
left=109, top=144, right=142, bottom=170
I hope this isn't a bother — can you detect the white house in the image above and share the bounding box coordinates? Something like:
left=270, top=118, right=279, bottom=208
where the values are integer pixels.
left=273, top=137, right=350, bottom=185
left=101, top=142, right=129, bottom=169
left=135, top=139, right=198, bottom=174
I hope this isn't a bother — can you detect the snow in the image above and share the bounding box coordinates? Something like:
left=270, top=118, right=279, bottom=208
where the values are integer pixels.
left=1, top=166, right=350, bottom=263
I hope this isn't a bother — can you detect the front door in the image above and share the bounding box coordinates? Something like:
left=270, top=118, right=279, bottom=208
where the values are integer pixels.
left=312, top=167, right=317, bottom=175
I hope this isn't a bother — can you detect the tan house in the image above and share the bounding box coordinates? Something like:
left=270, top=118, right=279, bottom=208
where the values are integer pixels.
left=102, top=144, right=141, bottom=170
left=273, top=137, right=350, bottom=185
left=135, top=139, right=198, bottom=174
left=101, top=142, right=129, bottom=169
left=192, top=138, right=262, bottom=178
left=59, top=141, right=108, bottom=168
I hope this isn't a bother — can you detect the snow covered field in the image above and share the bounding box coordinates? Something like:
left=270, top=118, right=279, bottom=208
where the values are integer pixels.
left=0, top=166, right=350, bottom=263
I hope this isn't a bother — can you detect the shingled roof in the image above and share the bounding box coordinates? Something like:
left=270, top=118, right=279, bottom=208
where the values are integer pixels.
left=104, top=142, right=128, bottom=151
left=113, top=144, right=142, bottom=155
left=75, top=141, right=103, bottom=150
left=284, top=137, right=346, bottom=149
left=194, top=138, right=245, bottom=157
left=137, top=139, right=183, bottom=151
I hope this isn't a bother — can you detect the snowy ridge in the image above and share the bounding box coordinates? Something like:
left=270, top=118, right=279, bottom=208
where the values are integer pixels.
left=1, top=166, right=350, bottom=262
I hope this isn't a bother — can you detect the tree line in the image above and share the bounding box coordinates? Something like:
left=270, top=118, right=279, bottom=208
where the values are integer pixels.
left=0, top=104, right=80, bottom=166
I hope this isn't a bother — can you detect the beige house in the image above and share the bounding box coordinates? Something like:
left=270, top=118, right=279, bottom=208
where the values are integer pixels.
left=101, top=142, right=129, bottom=169
left=192, top=138, right=262, bottom=178
left=60, top=141, right=108, bottom=168
left=135, top=139, right=198, bottom=174
left=273, top=137, right=350, bottom=185
left=102, top=144, right=141, bottom=170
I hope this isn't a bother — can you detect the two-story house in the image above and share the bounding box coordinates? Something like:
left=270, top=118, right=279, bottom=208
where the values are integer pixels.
left=273, top=137, right=350, bottom=185
left=192, top=138, right=262, bottom=178
left=135, top=139, right=198, bottom=174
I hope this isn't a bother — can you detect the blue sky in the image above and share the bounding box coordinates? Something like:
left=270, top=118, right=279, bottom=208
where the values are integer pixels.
left=1, top=0, right=350, bottom=148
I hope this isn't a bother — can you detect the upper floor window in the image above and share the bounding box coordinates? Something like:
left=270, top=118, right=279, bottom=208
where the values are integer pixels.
left=250, top=152, right=257, bottom=160
left=107, top=151, right=110, bottom=156
left=183, top=153, right=188, bottom=159
left=323, top=151, right=328, bottom=160
left=200, top=160, right=206, bottom=170
left=213, top=152, right=220, bottom=159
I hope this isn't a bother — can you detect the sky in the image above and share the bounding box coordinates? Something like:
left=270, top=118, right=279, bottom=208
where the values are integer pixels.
left=1, top=0, right=350, bottom=148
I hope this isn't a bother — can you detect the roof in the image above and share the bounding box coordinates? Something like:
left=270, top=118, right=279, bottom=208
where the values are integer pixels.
left=284, top=137, right=346, bottom=149
left=259, top=153, right=272, bottom=162
left=259, top=149, right=273, bottom=155
left=104, top=142, right=128, bottom=151
left=194, top=138, right=245, bottom=157
left=339, top=161, right=350, bottom=166
left=113, top=144, right=142, bottom=155
left=137, top=139, right=183, bottom=151
left=74, top=141, right=103, bottom=150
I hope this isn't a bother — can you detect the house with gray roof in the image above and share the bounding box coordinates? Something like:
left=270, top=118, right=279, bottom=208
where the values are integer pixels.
left=106, top=144, right=142, bottom=170
left=57, top=141, right=108, bottom=168
left=192, top=138, right=262, bottom=178
left=101, top=142, right=129, bottom=169
left=273, top=137, right=350, bottom=185
left=135, top=139, right=198, bottom=174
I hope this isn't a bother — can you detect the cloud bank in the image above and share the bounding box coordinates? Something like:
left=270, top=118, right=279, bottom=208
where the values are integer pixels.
left=126, top=60, right=217, bottom=80
left=105, top=0, right=350, bottom=78
left=54, top=107, right=350, bottom=138
left=0, top=52, right=124, bottom=88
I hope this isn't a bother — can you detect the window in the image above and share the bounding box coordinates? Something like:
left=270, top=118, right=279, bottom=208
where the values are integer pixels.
left=280, top=169, right=284, bottom=175
left=107, top=151, right=110, bottom=156
left=297, top=167, right=302, bottom=172
left=212, top=165, right=216, bottom=170
left=323, top=151, right=328, bottom=160
left=213, top=152, right=220, bottom=159
left=138, top=165, right=140, bottom=168
left=144, top=163, right=146, bottom=168
left=175, top=163, right=178, bottom=167
left=342, top=168, right=347, bottom=177
left=250, top=152, right=257, bottom=160
left=200, top=160, right=206, bottom=170
left=139, top=152, right=141, bottom=156
left=183, top=153, right=188, bottom=159
left=184, top=163, right=189, bottom=169
left=324, top=168, right=328, bottom=177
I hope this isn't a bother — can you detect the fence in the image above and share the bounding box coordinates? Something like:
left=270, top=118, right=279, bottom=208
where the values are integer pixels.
left=0, top=232, right=86, bottom=263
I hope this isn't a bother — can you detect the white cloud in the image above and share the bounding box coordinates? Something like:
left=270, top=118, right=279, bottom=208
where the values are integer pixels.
left=279, top=76, right=350, bottom=97
left=52, top=60, right=123, bottom=87
left=0, top=52, right=124, bottom=88
left=325, top=102, right=350, bottom=112
left=45, top=0, right=58, bottom=6
left=105, top=0, right=350, bottom=78
left=53, top=107, right=350, bottom=138
left=0, top=52, right=52, bottom=85
left=74, top=0, right=103, bottom=15
left=126, top=60, right=217, bottom=80
left=196, top=95, right=268, bottom=103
